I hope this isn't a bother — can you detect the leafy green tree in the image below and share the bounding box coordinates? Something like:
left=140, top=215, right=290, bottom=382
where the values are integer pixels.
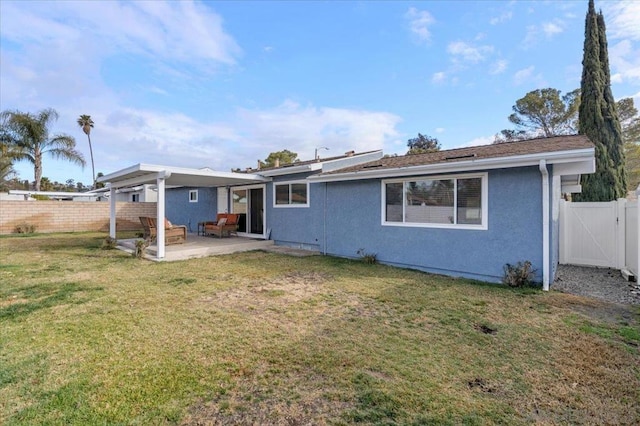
left=77, top=114, right=96, bottom=188
left=574, top=0, right=626, bottom=201
left=494, top=88, right=579, bottom=142
left=95, top=172, right=106, bottom=189
left=407, top=133, right=441, bottom=154
left=263, top=149, right=298, bottom=167
left=0, top=108, right=85, bottom=191
left=618, top=98, right=640, bottom=191
left=0, top=113, right=22, bottom=190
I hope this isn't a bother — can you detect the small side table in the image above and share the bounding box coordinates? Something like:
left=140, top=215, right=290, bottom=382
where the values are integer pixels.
left=197, top=221, right=206, bottom=236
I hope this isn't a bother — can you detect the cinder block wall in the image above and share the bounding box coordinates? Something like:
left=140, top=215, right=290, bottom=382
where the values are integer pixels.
left=0, top=201, right=157, bottom=234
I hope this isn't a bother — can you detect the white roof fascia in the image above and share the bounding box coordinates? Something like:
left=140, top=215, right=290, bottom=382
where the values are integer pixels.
left=308, top=148, right=595, bottom=183
left=258, top=163, right=322, bottom=177
left=97, top=163, right=150, bottom=182
left=257, top=151, right=383, bottom=177
left=321, top=150, right=384, bottom=173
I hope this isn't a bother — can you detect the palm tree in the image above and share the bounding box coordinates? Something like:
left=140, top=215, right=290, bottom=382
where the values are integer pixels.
left=0, top=108, right=85, bottom=191
left=77, top=114, right=95, bottom=188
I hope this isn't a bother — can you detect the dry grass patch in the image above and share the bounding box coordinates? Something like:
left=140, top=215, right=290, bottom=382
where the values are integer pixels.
left=0, top=233, right=638, bottom=425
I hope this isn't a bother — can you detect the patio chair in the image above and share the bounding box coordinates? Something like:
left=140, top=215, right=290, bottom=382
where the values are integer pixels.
left=140, top=216, right=187, bottom=245
left=203, top=213, right=239, bottom=238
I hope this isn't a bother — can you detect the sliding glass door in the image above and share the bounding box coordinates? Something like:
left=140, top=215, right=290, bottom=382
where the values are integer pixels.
left=231, top=185, right=265, bottom=237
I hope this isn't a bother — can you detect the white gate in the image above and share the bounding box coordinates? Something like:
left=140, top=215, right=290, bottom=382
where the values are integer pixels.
left=560, top=200, right=620, bottom=268
left=560, top=198, right=639, bottom=276
left=626, top=202, right=638, bottom=277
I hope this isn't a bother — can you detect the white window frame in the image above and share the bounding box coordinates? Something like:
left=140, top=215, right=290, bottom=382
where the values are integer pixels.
left=189, top=189, right=198, bottom=203
left=381, top=172, right=488, bottom=230
left=273, top=180, right=310, bottom=208
left=131, top=193, right=140, bottom=202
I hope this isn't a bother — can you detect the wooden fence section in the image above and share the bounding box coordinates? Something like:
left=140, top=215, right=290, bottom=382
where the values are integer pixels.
left=0, top=201, right=156, bottom=234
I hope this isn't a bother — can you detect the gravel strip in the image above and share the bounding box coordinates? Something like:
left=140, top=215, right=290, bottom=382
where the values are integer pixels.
left=553, top=265, right=640, bottom=305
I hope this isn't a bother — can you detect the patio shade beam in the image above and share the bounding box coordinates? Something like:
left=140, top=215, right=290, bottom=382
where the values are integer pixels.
left=108, top=173, right=159, bottom=190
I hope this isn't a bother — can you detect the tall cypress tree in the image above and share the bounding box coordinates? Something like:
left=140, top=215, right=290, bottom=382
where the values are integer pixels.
left=597, top=11, right=626, bottom=195
left=575, top=0, right=626, bottom=201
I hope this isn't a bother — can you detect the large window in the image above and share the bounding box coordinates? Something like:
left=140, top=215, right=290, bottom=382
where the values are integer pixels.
left=382, top=173, right=487, bottom=229
left=274, top=181, right=309, bottom=207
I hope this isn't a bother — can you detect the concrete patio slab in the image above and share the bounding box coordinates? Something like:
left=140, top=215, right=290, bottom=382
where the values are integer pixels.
left=118, top=234, right=275, bottom=261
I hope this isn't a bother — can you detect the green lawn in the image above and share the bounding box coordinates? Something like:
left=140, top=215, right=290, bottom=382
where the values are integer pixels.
left=1, top=233, right=639, bottom=425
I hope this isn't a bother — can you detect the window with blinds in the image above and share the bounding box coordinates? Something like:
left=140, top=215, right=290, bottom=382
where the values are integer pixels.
left=383, top=174, right=486, bottom=228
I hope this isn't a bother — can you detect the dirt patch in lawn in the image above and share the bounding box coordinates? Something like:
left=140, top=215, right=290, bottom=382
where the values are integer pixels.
left=206, top=271, right=331, bottom=308
left=547, top=293, right=638, bottom=325
left=182, top=367, right=350, bottom=426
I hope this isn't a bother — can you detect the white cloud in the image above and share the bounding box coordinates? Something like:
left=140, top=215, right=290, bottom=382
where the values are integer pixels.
left=601, top=2, right=640, bottom=41
left=447, top=41, right=494, bottom=63
left=609, top=40, right=640, bottom=84
left=490, top=11, right=512, bottom=25
left=542, top=21, right=563, bottom=36
left=0, top=1, right=241, bottom=68
left=48, top=99, right=402, bottom=179
left=522, top=20, right=564, bottom=49
left=458, top=136, right=494, bottom=148
left=431, top=72, right=447, bottom=84
left=490, top=59, right=508, bottom=75
left=236, top=100, right=402, bottom=161
left=435, top=128, right=445, bottom=134
left=513, top=66, right=535, bottom=85
left=405, top=7, right=435, bottom=43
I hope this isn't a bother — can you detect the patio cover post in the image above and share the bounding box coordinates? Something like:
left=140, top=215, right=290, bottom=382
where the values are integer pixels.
left=156, top=171, right=170, bottom=259
left=109, top=184, right=116, bottom=238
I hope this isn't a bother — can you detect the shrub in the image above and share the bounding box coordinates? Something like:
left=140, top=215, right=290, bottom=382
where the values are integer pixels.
left=133, top=239, right=148, bottom=258
left=102, top=236, right=117, bottom=250
left=502, top=261, right=535, bottom=287
left=14, top=223, right=36, bottom=234
left=357, top=248, right=378, bottom=265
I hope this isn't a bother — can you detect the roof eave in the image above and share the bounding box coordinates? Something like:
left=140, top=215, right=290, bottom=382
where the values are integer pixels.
left=308, top=148, right=595, bottom=183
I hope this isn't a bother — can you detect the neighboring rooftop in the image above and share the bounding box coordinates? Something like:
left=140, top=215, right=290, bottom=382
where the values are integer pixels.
left=318, top=135, right=594, bottom=176
left=243, top=150, right=382, bottom=173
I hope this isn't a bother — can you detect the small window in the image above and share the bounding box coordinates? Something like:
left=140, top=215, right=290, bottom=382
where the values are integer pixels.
left=273, top=181, right=309, bottom=207
left=189, top=190, right=198, bottom=203
left=131, top=193, right=140, bottom=202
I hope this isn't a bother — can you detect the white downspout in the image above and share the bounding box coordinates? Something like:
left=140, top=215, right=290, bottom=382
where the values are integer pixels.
left=323, top=183, right=327, bottom=255
left=539, top=160, right=550, bottom=291
left=109, top=184, right=116, bottom=238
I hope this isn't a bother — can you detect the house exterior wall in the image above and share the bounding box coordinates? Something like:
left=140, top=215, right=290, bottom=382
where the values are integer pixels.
left=165, top=187, right=217, bottom=233
left=264, top=167, right=544, bottom=282
left=324, top=167, right=543, bottom=282
left=266, top=172, right=325, bottom=251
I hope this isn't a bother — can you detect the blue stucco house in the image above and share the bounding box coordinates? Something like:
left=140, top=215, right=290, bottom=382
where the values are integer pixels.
left=100, top=135, right=595, bottom=290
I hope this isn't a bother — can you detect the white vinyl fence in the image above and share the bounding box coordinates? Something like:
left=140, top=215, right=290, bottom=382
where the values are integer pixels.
left=560, top=196, right=639, bottom=278
left=626, top=200, right=638, bottom=277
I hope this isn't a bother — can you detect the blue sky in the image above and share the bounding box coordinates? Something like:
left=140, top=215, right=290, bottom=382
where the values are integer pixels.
left=1, top=0, right=639, bottom=186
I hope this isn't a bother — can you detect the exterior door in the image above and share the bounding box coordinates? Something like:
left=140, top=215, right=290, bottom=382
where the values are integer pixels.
left=231, top=185, right=265, bottom=237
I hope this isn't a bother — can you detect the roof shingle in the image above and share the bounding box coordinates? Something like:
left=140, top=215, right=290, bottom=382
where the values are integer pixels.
left=321, top=135, right=593, bottom=175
